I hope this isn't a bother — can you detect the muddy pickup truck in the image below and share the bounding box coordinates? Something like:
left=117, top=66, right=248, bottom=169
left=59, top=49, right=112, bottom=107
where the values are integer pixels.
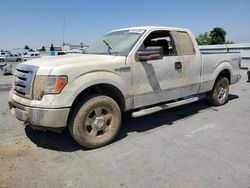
left=9, top=26, right=241, bottom=148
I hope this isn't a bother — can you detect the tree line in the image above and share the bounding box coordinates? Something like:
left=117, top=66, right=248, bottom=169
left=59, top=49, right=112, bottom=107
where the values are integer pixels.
left=196, top=27, right=233, bottom=45
left=24, top=44, right=55, bottom=52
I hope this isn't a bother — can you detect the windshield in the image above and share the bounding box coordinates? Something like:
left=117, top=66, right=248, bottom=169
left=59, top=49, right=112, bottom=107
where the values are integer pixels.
left=85, top=29, right=145, bottom=56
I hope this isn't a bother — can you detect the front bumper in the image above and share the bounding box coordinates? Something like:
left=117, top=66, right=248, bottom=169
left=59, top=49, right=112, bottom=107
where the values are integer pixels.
left=9, top=99, right=70, bottom=128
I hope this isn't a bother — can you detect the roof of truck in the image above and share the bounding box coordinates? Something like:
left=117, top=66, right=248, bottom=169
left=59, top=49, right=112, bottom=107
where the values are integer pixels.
left=111, top=26, right=190, bottom=32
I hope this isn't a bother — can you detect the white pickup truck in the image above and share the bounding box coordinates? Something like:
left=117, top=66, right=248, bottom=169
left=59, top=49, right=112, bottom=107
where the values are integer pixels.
left=9, top=26, right=241, bottom=148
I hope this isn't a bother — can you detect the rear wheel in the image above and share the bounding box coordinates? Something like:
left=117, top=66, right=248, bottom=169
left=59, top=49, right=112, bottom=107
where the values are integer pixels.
left=208, top=76, right=229, bottom=106
left=0, top=59, right=4, bottom=62
left=69, top=95, right=121, bottom=149
left=16, top=58, right=21, bottom=62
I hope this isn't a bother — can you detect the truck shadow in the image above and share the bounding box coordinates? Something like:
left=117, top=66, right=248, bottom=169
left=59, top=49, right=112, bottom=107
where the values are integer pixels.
left=25, top=94, right=239, bottom=152
left=25, top=126, right=83, bottom=152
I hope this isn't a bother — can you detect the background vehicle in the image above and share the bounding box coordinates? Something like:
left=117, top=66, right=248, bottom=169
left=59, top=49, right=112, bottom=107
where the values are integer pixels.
left=22, top=52, right=41, bottom=61
left=9, top=26, right=241, bottom=149
left=248, top=67, right=250, bottom=82
left=0, top=63, right=13, bottom=75
left=0, top=52, right=8, bottom=62
left=0, top=57, right=5, bottom=62
left=5, top=54, right=22, bottom=62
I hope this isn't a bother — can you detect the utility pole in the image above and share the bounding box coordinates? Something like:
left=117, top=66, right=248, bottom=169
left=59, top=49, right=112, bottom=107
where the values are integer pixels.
left=62, top=17, right=66, bottom=45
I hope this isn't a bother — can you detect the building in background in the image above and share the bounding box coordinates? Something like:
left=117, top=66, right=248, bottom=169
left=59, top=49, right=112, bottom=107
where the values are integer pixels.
left=11, top=43, right=88, bottom=56
left=62, top=43, right=88, bottom=53
left=12, top=48, right=28, bottom=54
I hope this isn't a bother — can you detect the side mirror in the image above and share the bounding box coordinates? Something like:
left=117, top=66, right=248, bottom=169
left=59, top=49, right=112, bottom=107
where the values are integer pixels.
left=137, top=46, right=163, bottom=61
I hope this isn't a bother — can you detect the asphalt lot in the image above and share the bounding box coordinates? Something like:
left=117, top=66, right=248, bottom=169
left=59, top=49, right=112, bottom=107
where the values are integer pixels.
left=0, top=64, right=250, bottom=188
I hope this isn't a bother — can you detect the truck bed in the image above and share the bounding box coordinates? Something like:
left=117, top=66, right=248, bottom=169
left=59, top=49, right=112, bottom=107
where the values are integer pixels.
left=199, top=52, right=241, bottom=93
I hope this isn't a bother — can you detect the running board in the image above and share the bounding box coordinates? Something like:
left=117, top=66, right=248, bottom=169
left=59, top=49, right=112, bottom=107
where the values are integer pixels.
left=132, top=96, right=200, bottom=118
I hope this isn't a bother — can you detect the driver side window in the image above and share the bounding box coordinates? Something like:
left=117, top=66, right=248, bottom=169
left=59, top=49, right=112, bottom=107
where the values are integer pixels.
left=140, top=30, right=177, bottom=56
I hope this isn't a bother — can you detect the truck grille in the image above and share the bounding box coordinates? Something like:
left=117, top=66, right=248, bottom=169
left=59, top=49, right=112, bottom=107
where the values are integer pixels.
left=13, top=64, right=38, bottom=99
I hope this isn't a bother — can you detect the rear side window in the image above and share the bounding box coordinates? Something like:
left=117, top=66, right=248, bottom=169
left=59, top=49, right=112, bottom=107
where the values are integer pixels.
left=173, top=31, right=195, bottom=55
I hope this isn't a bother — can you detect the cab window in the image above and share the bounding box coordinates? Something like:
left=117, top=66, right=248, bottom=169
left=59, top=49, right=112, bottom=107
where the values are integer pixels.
left=140, top=30, right=177, bottom=56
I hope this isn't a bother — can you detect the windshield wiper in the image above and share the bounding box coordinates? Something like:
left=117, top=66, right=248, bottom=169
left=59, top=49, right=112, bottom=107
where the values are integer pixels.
left=103, top=40, right=112, bottom=55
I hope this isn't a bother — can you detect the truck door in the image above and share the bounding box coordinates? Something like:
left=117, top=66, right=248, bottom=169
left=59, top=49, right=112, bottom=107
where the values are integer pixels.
left=171, top=31, right=202, bottom=97
left=132, top=30, right=183, bottom=108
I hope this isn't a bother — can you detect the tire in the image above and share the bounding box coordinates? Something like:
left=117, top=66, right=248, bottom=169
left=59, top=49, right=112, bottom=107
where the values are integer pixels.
left=16, top=58, right=21, bottom=62
left=0, top=59, right=4, bottom=62
left=69, top=95, right=121, bottom=149
left=208, top=76, right=229, bottom=106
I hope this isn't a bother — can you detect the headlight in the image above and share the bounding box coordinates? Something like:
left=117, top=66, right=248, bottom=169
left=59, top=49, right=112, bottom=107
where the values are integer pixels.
left=33, top=75, right=68, bottom=100
left=45, top=76, right=68, bottom=94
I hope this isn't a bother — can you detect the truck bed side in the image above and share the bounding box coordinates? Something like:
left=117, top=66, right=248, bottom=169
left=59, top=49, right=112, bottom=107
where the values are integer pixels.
left=199, top=52, right=241, bottom=93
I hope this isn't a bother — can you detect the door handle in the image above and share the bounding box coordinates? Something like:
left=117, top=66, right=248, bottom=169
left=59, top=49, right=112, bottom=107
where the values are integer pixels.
left=175, top=62, right=182, bottom=70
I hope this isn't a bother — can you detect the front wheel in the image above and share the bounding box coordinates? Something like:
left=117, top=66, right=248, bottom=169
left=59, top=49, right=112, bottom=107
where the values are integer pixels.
left=208, top=76, right=229, bottom=106
left=69, top=95, right=121, bottom=149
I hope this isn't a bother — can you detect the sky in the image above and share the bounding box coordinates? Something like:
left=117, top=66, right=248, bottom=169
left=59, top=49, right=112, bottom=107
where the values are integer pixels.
left=0, top=0, right=250, bottom=50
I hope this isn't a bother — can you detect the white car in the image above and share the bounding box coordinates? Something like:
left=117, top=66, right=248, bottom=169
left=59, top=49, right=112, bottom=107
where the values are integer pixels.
left=0, top=52, right=8, bottom=62
left=5, top=54, right=22, bottom=62
left=22, top=52, right=41, bottom=61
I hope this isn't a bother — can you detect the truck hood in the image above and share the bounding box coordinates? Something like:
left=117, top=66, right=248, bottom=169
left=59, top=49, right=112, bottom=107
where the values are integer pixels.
left=22, top=54, right=123, bottom=68
left=18, top=53, right=126, bottom=76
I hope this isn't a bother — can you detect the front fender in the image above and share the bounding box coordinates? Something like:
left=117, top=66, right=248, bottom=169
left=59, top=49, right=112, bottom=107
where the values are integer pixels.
left=73, top=71, right=128, bottom=95
left=66, top=71, right=132, bottom=108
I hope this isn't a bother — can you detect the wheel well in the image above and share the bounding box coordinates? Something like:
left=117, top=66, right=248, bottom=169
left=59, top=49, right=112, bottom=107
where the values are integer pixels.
left=217, top=69, right=231, bottom=84
left=70, top=84, right=126, bottom=113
